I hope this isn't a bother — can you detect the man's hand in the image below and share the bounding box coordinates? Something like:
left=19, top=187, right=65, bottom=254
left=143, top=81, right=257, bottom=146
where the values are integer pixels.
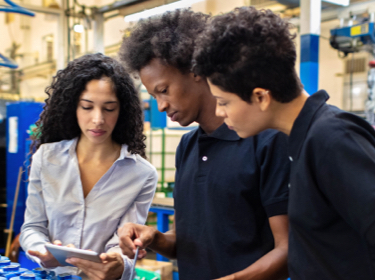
left=28, top=240, right=63, bottom=268
left=118, top=223, right=157, bottom=259
left=66, top=252, right=124, bottom=280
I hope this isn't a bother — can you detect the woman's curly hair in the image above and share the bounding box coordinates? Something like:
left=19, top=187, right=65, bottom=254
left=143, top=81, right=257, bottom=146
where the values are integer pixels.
left=119, top=9, right=210, bottom=74
left=193, top=6, right=303, bottom=103
left=33, top=53, right=146, bottom=157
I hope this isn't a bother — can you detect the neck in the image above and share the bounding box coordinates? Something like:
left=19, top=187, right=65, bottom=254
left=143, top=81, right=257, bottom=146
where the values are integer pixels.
left=76, top=136, right=120, bottom=162
left=196, top=90, right=224, bottom=134
left=271, top=91, right=310, bottom=135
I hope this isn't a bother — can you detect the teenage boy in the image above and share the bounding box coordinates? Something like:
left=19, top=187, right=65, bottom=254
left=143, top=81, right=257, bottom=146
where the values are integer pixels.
left=117, top=9, right=291, bottom=280
left=193, top=6, right=375, bottom=279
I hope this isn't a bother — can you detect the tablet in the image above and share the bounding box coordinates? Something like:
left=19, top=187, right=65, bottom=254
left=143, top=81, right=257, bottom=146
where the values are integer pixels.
left=45, top=243, right=102, bottom=267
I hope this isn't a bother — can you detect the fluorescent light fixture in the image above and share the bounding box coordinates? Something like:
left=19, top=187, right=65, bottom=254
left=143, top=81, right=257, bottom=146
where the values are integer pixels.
left=73, top=24, right=84, bottom=33
left=124, top=0, right=203, bottom=22
left=323, top=0, right=349, bottom=6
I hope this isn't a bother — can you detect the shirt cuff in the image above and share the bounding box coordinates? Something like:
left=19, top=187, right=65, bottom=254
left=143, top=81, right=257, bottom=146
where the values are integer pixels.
left=264, top=200, right=288, bottom=217
left=119, top=255, right=134, bottom=280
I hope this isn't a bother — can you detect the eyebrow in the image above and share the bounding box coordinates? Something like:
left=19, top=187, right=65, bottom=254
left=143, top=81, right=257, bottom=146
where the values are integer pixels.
left=80, top=99, right=118, bottom=104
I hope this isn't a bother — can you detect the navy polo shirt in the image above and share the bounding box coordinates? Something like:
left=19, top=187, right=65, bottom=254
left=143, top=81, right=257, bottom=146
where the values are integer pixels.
left=288, top=90, right=375, bottom=279
left=173, top=124, right=290, bottom=280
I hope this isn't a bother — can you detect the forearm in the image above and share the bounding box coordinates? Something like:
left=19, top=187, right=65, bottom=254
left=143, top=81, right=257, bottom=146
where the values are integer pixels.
left=233, top=246, right=288, bottom=280
left=20, top=226, right=50, bottom=253
left=148, top=229, right=177, bottom=259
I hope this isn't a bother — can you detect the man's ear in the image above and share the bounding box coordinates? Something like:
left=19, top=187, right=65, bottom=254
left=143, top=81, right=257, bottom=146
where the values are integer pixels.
left=252, top=88, right=271, bottom=111
left=190, top=72, right=202, bottom=82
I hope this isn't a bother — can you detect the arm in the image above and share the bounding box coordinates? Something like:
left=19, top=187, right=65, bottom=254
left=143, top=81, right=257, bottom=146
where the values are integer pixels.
left=119, top=132, right=188, bottom=259
left=19, top=147, right=59, bottom=267
left=119, top=133, right=186, bottom=260
left=217, top=132, right=290, bottom=280
left=214, top=215, right=288, bottom=280
left=69, top=169, right=158, bottom=280
left=317, top=127, right=375, bottom=254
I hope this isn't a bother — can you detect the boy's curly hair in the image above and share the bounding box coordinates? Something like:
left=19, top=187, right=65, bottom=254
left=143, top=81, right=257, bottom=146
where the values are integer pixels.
left=193, top=6, right=303, bottom=103
left=119, top=9, right=210, bottom=74
left=33, top=53, right=146, bottom=157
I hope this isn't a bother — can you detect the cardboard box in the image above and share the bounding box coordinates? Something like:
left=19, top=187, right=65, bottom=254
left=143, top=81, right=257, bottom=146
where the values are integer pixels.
left=135, top=259, right=173, bottom=280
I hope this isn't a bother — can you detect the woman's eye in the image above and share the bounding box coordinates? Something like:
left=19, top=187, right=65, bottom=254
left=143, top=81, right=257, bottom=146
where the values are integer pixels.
left=105, top=109, right=115, bottom=112
left=218, top=103, right=227, bottom=106
left=82, top=106, right=92, bottom=110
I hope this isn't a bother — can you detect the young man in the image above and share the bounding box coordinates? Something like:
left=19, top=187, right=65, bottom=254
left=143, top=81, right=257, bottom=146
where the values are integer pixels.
left=193, top=6, right=375, bottom=279
left=117, top=9, right=291, bottom=280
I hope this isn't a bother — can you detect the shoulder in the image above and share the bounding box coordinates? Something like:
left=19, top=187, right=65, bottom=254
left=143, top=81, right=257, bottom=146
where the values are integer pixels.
left=309, top=105, right=375, bottom=149
left=40, top=139, right=75, bottom=152
left=253, top=129, right=288, bottom=151
left=180, top=128, right=198, bottom=144
left=177, top=128, right=199, bottom=152
left=133, top=154, right=158, bottom=178
left=33, top=139, right=75, bottom=164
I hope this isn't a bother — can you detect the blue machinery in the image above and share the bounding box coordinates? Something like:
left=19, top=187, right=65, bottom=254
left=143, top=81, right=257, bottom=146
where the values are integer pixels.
left=330, top=21, right=375, bottom=56
left=6, top=102, right=44, bottom=237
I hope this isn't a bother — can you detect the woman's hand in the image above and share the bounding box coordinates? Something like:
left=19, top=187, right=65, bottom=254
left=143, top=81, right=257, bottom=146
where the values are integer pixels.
left=28, top=240, right=63, bottom=268
left=66, top=252, right=124, bottom=280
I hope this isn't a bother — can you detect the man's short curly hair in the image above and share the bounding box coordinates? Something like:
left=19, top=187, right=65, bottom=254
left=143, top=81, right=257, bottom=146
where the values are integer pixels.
left=33, top=53, right=146, bottom=157
left=119, top=9, right=210, bottom=74
left=193, top=6, right=303, bottom=103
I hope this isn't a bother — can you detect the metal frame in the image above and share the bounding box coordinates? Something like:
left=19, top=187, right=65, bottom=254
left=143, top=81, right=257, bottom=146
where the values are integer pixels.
left=0, top=0, right=35, bottom=69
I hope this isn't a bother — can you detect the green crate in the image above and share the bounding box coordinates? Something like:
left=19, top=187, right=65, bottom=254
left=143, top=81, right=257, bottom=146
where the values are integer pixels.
left=134, top=267, right=161, bottom=280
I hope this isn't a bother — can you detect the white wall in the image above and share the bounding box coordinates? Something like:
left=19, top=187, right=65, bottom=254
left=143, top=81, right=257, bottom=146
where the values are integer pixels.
left=319, top=19, right=345, bottom=108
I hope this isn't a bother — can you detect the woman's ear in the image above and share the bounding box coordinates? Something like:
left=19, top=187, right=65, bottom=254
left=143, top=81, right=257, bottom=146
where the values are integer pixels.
left=252, top=88, right=271, bottom=111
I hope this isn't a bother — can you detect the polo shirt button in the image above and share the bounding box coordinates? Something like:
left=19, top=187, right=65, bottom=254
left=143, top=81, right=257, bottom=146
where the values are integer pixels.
left=289, top=156, right=293, bottom=162
left=202, top=156, right=208, bottom=161
left=288, top=183, right=291, bottom=188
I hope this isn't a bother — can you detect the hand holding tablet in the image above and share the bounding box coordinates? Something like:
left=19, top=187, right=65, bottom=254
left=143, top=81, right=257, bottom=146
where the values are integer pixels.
left=45, top=243, right=102, bottom=267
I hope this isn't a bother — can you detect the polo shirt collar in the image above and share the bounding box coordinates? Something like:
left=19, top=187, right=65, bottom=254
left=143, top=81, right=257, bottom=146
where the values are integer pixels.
left=288, top=90, right=329, bottom=160
left=198, top=123, right=241, bottom=141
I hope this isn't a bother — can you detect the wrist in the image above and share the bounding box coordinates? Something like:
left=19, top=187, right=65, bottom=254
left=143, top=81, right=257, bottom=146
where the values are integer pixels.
left=148, top=228, right=161, bottom=250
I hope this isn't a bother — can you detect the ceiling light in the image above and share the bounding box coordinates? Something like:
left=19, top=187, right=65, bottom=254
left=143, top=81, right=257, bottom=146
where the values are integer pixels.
left=323, top=0, right=349, bottom=6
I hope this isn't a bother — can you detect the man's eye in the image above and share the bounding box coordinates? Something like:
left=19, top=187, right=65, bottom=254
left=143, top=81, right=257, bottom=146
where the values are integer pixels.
left=218, top=103, right=227, bottom=106
left=161, top=89, right=167, bottom=94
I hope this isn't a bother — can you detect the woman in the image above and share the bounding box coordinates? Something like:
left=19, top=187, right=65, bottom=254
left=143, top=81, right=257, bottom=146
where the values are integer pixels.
left=20, top=53, right=158, bottom=280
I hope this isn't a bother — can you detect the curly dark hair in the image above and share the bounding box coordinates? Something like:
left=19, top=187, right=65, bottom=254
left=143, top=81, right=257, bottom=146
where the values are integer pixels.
left=119, top=9, right=210, bottom=74
left=33, top=53, right=146, bottom=157
left=193, top=6, right=303, bottom=103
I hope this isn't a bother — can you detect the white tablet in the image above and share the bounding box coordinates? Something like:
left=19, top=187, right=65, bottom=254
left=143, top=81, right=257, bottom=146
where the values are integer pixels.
left=45, top=243, right=102, bottom=267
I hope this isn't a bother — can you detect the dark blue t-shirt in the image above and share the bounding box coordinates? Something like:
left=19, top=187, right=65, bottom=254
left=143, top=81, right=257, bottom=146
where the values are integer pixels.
left=288, top=90, right=375, bottom=279
left=174, top=124, right=290, bottom=280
